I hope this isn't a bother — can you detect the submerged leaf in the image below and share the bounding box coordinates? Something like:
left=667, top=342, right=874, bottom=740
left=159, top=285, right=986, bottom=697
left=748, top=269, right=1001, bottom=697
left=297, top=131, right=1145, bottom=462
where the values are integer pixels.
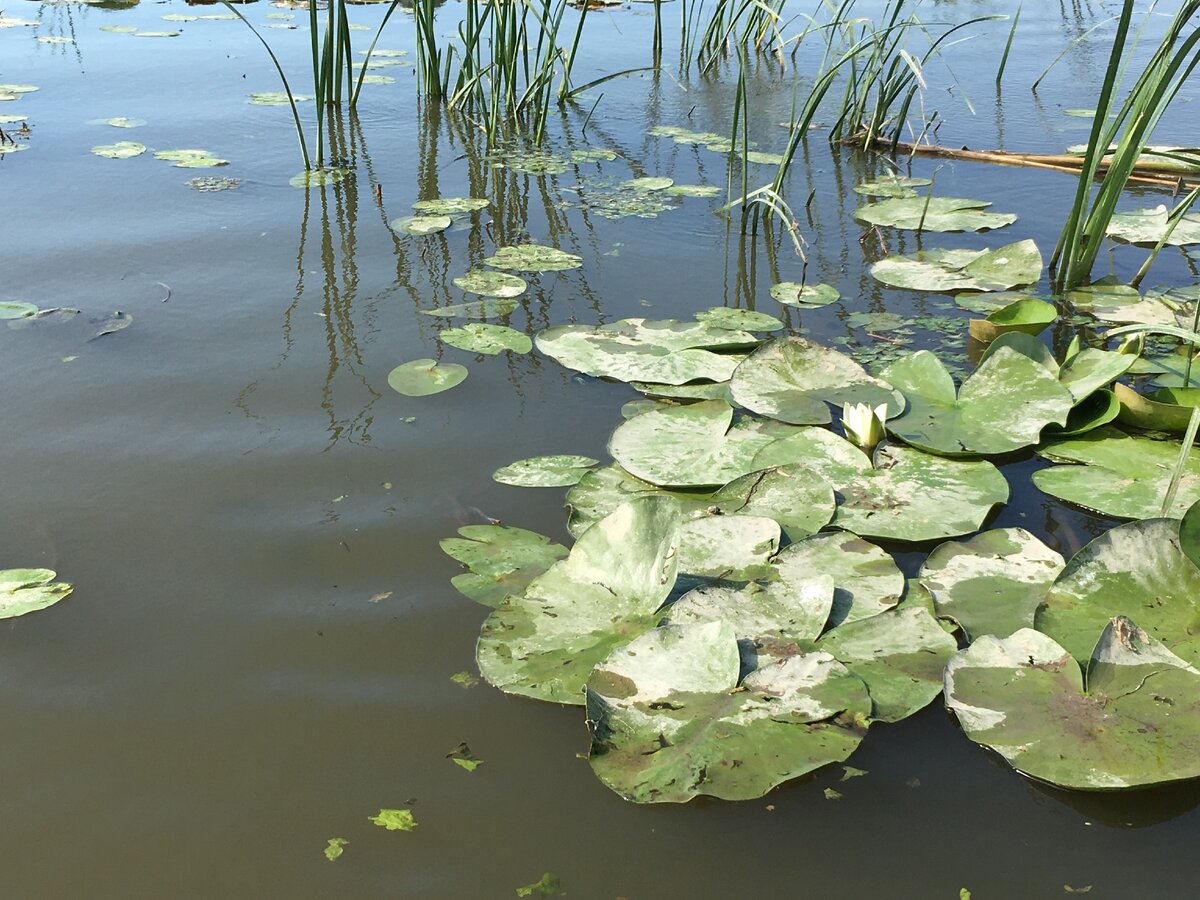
left=420, top=299, right=518, bottom=319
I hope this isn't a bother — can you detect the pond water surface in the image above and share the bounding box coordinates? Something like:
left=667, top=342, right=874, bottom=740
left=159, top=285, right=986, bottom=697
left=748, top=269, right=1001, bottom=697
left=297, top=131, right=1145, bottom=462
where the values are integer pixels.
left=4, top=0, right=1200, bottom=896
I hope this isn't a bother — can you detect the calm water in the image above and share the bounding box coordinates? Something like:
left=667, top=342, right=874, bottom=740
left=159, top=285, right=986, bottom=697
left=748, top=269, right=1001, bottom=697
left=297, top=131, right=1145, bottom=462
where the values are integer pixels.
left=4, top=1, right=1200, bottom=896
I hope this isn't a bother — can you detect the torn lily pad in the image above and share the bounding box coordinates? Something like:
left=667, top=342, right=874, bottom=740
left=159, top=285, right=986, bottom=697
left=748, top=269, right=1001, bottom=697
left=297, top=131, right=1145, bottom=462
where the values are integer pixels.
left=492, top=454, right=598, bottom=488
left=870, top=239, right=1043, bottom=293
left=386, top=359, right=468, bottom=396
left=586, top=622, right=871, bottom=802
left=730, top=337, right=902, bottom=425
left=855, top=197, right=1016, bottom=233
left=453, top=269, right=527, bottom=299
left=945, top=620, right=1200, bottom=790
left=440, top=323, right=532, bottom=355
left=919, top=528, right=1065, bottom=640
left=476, top=496, right=681, bottom=704
left=770, top=282, right=840, bottom=308
left=484, top=244, right=582, bottom=273
left=440, top=524, right=568, bottom=608
left=1037, top=517, right=1200, bottom=667
left=412, top=197, right=488, bottom=215
left=1, top=569, right=73, bottom=619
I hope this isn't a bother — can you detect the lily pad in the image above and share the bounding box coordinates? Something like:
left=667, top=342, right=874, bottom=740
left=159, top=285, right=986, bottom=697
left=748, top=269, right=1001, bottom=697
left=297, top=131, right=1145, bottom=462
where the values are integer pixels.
left=622, top=176, right=673, bottom=191
left=967, top=298, right=1058, bottom=343
left=665, top=184, right=721, bottom=198
left=484, top=244, right=582, bottom=273
left=248, top=92, right=310, bottom=106
left=453, top=269, right=527, bottom=299
left=91, top=141, right=146, bottom=159
left=1106, top=205, right=1200, bottom=246
left=731, top=337, right=902, bottom=425
left=411, top=197, right=488, bottom=215
left=99, top=25, right=138, bottom=33
left=945, top=619, right=1200, bottom=790
left=565, top=464, right=717, bottom=537
left=1114, top=383, right=1200, bottom=432
left=853, top=175, right=932, bottom=198
left=0, top=301, right=38, bottom=320
left=93, top=116, right=146, bottom=128
left=440, top=323, right=531, bottom=355
left=476, top=496, right=682, bottom=705
left=710, top=465, right=836, bottom=540
left=188, top=176, right=240, bottom=192
left=855, top=197, right=1017, bottom=233
left=492, top=454, right=598, bottom=487
left=386, top=359, right=468, bottom=396
left=772, top=532, right=904, bottom=627
left=677, top=515, right=781, bottom=580
left=695, top=307, right=784, bottom=332
left=289, top=168, right=348, bottom=188
left=870, top=240, right=1043, bottom=293
left=1183, top=499, right=1200, bottom=570
left=390, top=215, right=452, bottom=236
left=0, top=569, right=73, bottom=619
left=586, top=622, right=872, bottom=802
left=154, top=149, right=227, bottom=168
left=440, top=524, right=568, bottom=608
left=881, top=348, right=1073, bottom=456
left=770, top=282, right=840, bottom=308
left=133, top=31, right=181, bottom=38
left=1033, top=426, right=1200, bottom=519
left=419, top=299, right=518, bottom=319
left=919, top=528, right=1065, bottom=640
left=570, top=148, right=617, bottom=162
left=1037, top=517, right=1200, bottom=666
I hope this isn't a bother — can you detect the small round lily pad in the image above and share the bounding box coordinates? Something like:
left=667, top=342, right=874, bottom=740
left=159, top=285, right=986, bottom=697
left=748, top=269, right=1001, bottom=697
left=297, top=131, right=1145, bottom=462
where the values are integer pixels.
left=770, top=282, right=840, bottom=307
left=390, top=215, right=452, bottom=236
left=249, top=92, right=311, bottom=106
left=387, top=359, right=468, bottom=396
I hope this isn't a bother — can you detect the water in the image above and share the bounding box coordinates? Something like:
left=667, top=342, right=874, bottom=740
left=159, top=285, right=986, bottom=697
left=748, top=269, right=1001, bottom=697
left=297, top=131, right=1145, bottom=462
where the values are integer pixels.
left=3, top=1, right=1199, bottom=896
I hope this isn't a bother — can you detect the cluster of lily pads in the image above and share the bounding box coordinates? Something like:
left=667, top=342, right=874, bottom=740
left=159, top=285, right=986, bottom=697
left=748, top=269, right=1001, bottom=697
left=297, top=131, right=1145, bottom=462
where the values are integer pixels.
left=427, top=197, right=1200, bottom=799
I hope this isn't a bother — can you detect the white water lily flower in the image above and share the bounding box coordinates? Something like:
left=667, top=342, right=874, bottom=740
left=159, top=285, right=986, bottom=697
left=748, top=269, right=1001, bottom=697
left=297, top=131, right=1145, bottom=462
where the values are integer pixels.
left=842, top=402, right=888, bottom=457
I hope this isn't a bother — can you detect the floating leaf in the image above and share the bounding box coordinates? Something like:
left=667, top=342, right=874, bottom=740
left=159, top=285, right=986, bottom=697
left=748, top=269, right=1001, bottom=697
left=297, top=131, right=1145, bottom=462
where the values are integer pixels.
left=732, top=337, right=902, bottom=426
left=493, top=454, right=598, bottom=487
left=565, top=464, right=716, bottom=537
left=710, top=465, right=835, bottom=540
left=665, top=184, right=721, bottom=197
left=515, top=873, right=561, bottom=897
left=450, top=670, right=480, bottom=687
left=1033, top=426, right=1200, bottom=519
left=695, top=307, right=784, bottom=331
left=855, top=197, right=1016, bottom=233
left=1038, top=518, right=1200, bottom=666
left=91, top=141, right=146, bottom=159
left=324, top=838, right=347, bottom=861
left=854, top=175, right=932, bottom=198
left=154, top=149, right=227, bottom=168
left=484, top=244, right=582, bottom=273
left=248, top=92, right=310, bottom=106
left=622, top=176, right=673, bottom=191
left=133, top=31, right=181, bottom=38
left=453, top=269, right=527, bottom=299
left=0, top=301, right=37, bottom=320
left=476, top=497, right=682, bottom=704
left=289, top=168, right=348, bottom=188
left=441, top=323, right=532, bottom=355
left=89, top=311, right=133, bottom=340
left=369, top=809, right=416, bottom=831
left=1, top=569, right=73, bottom=619
left=441, top=525, right=568, bottom=608
left=1183, top=499, right=1200, bottom=571
left=919, top=528, right=1065, bottom=640
left=570, top=147, right=617, bottom=162
left=1106, top=205, right=1200, bottom=246
left=93, top=116, right=146, bottom=128
left=99, top=24, right=138, bottom=33
left=882, top=349, right=1073, bottom=456
left=447, top=742, right=482, bottom=772
left=967, top=298, right=1057, bottom=343
left=387, top=359, right=468, bottom=396
left=1114, top=383, right=1200, bottom=432
left=0, top=84, right=37, bottom=95
left=189, top=176, right=240, bottom=192
left=770, top=282, right=840, bottom=308
left=776, top=533, right=904, bottom=627
left=586, top=622, right=871, bottom=802
left=945, top=620, right=1200, bottom=790
left=870, top=239, right=1043, bottom=292
left=676, top=515, right=780, bottom=580
left=420, top=298, right=518, bottom=319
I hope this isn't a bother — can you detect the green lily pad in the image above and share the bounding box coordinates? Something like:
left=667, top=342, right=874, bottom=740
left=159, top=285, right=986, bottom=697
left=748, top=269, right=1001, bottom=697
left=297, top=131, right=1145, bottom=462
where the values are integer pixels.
left=357, top=75, right=396, bottom=85
left=677, top=515, right=781, bottom=580
left=419, top=299, right=518, bottom=319
left=1033, top=426, right=1200, bottom=519
left=981, top=332, right=1132, bottom=405
left=91, top=141, right=146, bottom=159
left=871, top=240, right=1043, bottom=293
left=477, top=496, right=682, bottom=705
left=853, top=175, right=932, bottom=198
left=493, top=454, right=598, bottom=487
left=369, top=809, right=416, bottom=831
left=154, top=149, right=227, bottom=168
left=100, top=25, right=138, bottom=33
left=0, top=84, right=37, bottom=95
left=0, top=569, right=73, bottom=619
left=133, top=31, right=181, bottom=38
left=881, top=348, right=1073, bottom=456
left=770, top=282, right=840, bottom=308
left=665, top=184, right=721, bottom=198
left=484, top=244, right=582, bottom=273
left=695, top=307, right=784, bottom=331
left=631, top=381, right=733, bottom=402
left=954, top=290, right=1037, bottom=314
left=967, top=298, right=1058, bottom=343
left=753, top=430, right=1010, bottom=543
left=289, top=168, right=348, bottom=189
left=570, top=148, right=617, bottom=162
left=564, top=464, right=716, bottom=538
left=516, top=873, right=561, bottom=897
left=586, top=622, right=871, bottom=802
left=93, top=116, right=146, bottom=128
left=411, top=197, right=488, bottom=215
left=390, top=215, right=452, bottom=236
left=622, top=176, right=673, bottom=191
left=453, top=269, right=527, bottom=299
left=248, top=92, right=311, bottom=106
left=1037, top=517, right=1200, bottom=666
left=1106, top=205, right=1200, bottom=246
left=1114, top=383, right=1200, bottom=432
left=710, top=465, right=836, bottom=540
left=0, top=301, right=38, bottom=320
left=386, top=359, right=468, bottom=396
left=441, top=323, right=531, bottom=355
left=536, top=318, right=754, bottom=386
left=919, top=528, right=1065, bottom=640
left=945, top=620, right=1200, bottom=790
left=855, top=197, right=1016, bottom=233
left=441, top=524, right=568, bottom=608
left=1051, top=388, right=1120, bottom=437
left=772, top=532, right=904, bottom=627
left=0, top=143, right=27, bottom=154
left=731, top=337, right=902, bottom=425
left=1182, top=499, right=1200, bottom=571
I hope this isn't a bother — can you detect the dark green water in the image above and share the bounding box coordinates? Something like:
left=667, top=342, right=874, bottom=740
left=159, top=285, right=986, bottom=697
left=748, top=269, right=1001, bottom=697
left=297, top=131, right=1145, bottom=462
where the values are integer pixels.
left=3, top=1, right=1200, bottom=896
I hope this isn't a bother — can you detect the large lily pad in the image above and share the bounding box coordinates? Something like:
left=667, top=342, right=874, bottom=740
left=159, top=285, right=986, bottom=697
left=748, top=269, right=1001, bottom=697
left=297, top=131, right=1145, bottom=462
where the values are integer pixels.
left=730, top=337, right=902, bottom=426
left=440, top=323, right=531, bottom=355
left=919, top=528, right=1065, bottom=640
left=154, top=149, right=227, bottom=168
left=586, top=622, right=871, bottom=802
left=945, top=620, right=1200, bottom=790
left=770, top=533, right=903, bottom=628
left=870, top=240, right=1043, bottom=293
left=1033, top=426, right=1200, bottom=519
left=855, top=197, right=1016, bottom=233
left=493, top=454, right=598, bottom=488
left=709, top=465, right=836, bottom=540
left=1037, top=517, right=1200, bottom=667
left=476, top=497, right=682, bottom=705
left=440, top=525, right=568, bottom=608
left=676, top=515, right=780, bottom=580
left=484, top=244, right=582, bottom=272
left=1, top=569, right=73, bottom=619
left=1106, top=205, right=1200, bottom=246
left=386, top=359, right=468, bottom=396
